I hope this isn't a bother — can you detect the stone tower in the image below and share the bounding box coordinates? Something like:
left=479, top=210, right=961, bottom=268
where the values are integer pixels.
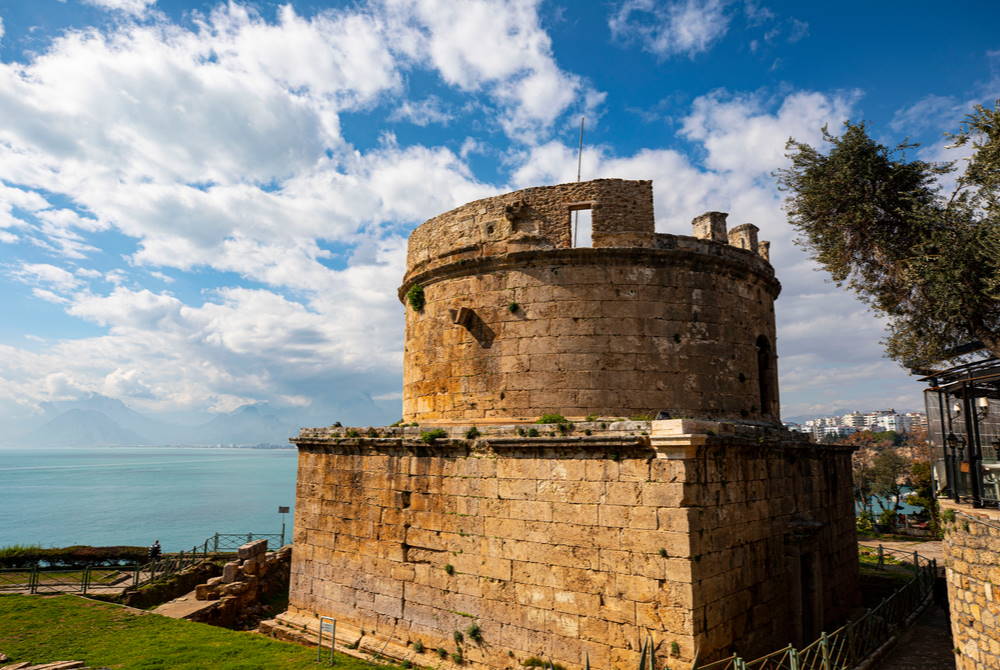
left=269, top=179, right=860, bottom=670
left=400, top=179, right=779, bottom=424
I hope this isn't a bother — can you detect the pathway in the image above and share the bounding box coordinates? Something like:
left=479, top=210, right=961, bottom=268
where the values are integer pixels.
left=876, top=602, right=955, bottom=670
left=859, top=539, right=944, bottom=563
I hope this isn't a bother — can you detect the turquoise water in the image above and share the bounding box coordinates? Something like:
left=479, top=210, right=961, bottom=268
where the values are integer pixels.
left=0, top=446, right=298, bottom=552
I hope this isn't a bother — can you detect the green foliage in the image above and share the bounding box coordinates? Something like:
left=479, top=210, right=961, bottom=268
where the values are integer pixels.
left=453, top=630, right=464, bottom=644
left=466, top=623, right=482, bottom=643
left=436, top=648, right=448, bottom=659
left=402, top=661, right=412, bottom=669
left=450, top=651, right=464, bottom=664
left=465, top=426, right=481, bottom=440
left=855, top=510, right=875, bottom=534
left=670, top=641, right=681, bottom=658
left=420, top=429, right=447, bottom=444
left=658, top=548, right=668, bottom=558
left=522, top=658, right=566, bottom=670
left=406, top=284, right=426, bottom=312
left=526, top=428, right=540, bottom=437
left=0, top=594, right=394, bottom=670
left=444, top=564, right=455, bottom=575
left=878, top=507, right=898, bottom=526
left=0, top=544, right=148, bottom=569
left=346, top=429, right=360, bottom=438
left=389, top=419, right=404, bottom=427
left=872, top=450, right=911, bottom=515
left=585, top=414, right=598, bottom=421
left=508, top=302, right=520, bottom=313
left=413, top=640, right=425, bottom=653
left=777, top=108, right=1000, bottom=367
left=941, top=508, right=956, bottom=523
left=536, top=413, right=568, bottom=424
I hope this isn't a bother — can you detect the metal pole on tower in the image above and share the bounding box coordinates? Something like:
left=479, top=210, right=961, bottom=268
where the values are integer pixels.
left=573, top=116, right=585, bottom=246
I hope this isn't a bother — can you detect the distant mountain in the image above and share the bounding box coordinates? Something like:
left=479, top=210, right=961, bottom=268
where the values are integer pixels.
left=192, top=404, right=294, bottom=445
left=39, top=394, right=188, bottom=443
left=23, top=409, right=149, bottom=447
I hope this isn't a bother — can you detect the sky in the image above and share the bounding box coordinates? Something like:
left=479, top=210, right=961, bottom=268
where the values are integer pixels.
left=0, top=0, right=997, bottom=429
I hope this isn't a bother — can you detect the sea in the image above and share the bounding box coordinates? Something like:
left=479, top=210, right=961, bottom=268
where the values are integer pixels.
left=0, top=446, right=298, bottom=552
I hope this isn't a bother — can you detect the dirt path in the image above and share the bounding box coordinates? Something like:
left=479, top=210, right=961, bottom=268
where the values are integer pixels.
left=859, top=539, right=944, bottom=563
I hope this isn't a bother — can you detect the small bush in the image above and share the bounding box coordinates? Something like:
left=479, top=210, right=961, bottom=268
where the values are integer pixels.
left=413, top=640, right=425, bottom=653
left=390, top=419, right=404, bottom=427
left=522, top=658, right=566, bottom=670
left=465, top=427, right=481, bottom=440
left=444, top=564, right=455, bottom=575
left=585, top=414, right=598, bottom=421
left=670, top=641, right=681, bottom=657
left=402, top=661, right=412, bottom=669
left=527, top=428, right=540, bottom=437
left=466, top=623, right=482, bottom=643
left=421, top=429, right=448, bottom=444
left=658, top=548, right=668, bottom=558
left=453, top=631, right=464, bottom=643
left=436, top=648, right=448, bottom=659
left=451, top=651, right=464, bottom=665
left=346, top=429, right=360, bottom=438
left=407, top=284, right=426, bottom=311
left=508, top=302, right=520, bottom=313
left=536, top=413, right=568, bottom=424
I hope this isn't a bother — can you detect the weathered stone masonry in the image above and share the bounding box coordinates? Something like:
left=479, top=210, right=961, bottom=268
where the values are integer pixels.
left=283, top=422, right=857, bottom=667
left=273, top=179, right=860, bottom=669
left=401, top=179, right=780, bottom=425
left=939, top=500, right=1000, bottom=670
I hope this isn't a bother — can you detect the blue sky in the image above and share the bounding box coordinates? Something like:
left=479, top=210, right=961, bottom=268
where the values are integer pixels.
left=0, top=0, right=997, bottom=428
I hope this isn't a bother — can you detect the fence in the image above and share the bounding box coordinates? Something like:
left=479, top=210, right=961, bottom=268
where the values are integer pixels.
left=0, top=530, right=284, bottom=595
left=694, top=546, right=938, bottom=670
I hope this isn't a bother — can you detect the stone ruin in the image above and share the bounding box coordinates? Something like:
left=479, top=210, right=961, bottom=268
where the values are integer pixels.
left=264, top=179, right=860, bottom=668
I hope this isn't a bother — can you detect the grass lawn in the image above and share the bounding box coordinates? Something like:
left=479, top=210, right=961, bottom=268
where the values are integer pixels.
left=0, top=594, right=397, bottom=670
left=0, top=568, right=127, bottom=585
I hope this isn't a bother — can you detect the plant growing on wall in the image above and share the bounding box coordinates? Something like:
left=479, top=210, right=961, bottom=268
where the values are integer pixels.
left=420, top=429, right=447, bottom=444
left=407, top=284, right=426, bottom=312
left=536, top=413, right=568, bottom=424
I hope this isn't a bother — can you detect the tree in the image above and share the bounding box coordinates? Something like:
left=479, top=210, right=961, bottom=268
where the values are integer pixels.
left=777, top=103, right=1000, bottom=367
left=871, top=450, right=911, bottom=520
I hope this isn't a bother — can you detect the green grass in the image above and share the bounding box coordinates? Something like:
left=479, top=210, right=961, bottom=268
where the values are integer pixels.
left=0, top=594, right=397, bottom=670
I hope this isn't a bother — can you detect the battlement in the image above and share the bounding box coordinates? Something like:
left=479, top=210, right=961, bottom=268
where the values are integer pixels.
left=398, top=179, right=782, bottom=425
left=403, top=179, right=771, bottom=284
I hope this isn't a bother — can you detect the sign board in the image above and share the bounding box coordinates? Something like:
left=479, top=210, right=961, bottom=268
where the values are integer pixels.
left=321, top=622, right=335, bottom=632
left=278, top=506, right=290, bottom=513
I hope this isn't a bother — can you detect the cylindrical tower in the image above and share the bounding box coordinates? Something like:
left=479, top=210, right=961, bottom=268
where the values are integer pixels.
left=399, top=179, right=781, bottom=424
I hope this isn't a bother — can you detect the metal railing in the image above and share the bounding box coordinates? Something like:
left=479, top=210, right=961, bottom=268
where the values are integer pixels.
left=695, top=546, right=938, bottom=670
left=0, top=530, right=283, bottom=595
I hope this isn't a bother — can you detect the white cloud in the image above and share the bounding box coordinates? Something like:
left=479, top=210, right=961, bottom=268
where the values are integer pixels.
left=609, top=0, right=732, bottom=59
left=390, top=96, right=454, bottom=126
left=81, top=0, right=158, bottom=17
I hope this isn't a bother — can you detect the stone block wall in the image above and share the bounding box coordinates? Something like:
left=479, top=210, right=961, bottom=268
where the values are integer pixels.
left=401, top=248, right=780, bottom=424
left=284, top=421, right=858, bottom=669
left=399, top=179, right=781, bottom=425
left=940, top=500, right=1000, bottom=670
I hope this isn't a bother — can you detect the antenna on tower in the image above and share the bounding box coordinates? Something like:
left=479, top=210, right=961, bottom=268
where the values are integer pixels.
left=573, top=116, right=585, bottom=246
left=576, top=115, right=585, bottom=182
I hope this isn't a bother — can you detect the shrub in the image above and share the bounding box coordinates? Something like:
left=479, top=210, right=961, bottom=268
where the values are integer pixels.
left=413, top=641, right=425, bottom=653
left=451, top=651, right=463, bottom=664
left=436, top=648, right=448, bottom=659
left=444, top=564, right=455, bottom=575
left=508, top=302, right=520, bottom=313
left=465, top=427, right=481, bottom=440
left=346, top=429, right=360, bottom=438
left=527, top=428, right=539, bottom=437
left=585, top=414, right=598, bottom=421
left=536, top=413, right=568, bottom=424
left=0, top=544, right=150, bottom=569
left=407, top=285, right=426, bottom=311
left=466, top=623, right=482, bottom=643
left=453, top=631, right=464, bottom=643
left=421, top=429, right=448, bottom=444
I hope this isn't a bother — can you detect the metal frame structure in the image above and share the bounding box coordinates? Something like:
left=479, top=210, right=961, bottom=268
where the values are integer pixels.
left=921, top=355, right=1000, bottom=508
